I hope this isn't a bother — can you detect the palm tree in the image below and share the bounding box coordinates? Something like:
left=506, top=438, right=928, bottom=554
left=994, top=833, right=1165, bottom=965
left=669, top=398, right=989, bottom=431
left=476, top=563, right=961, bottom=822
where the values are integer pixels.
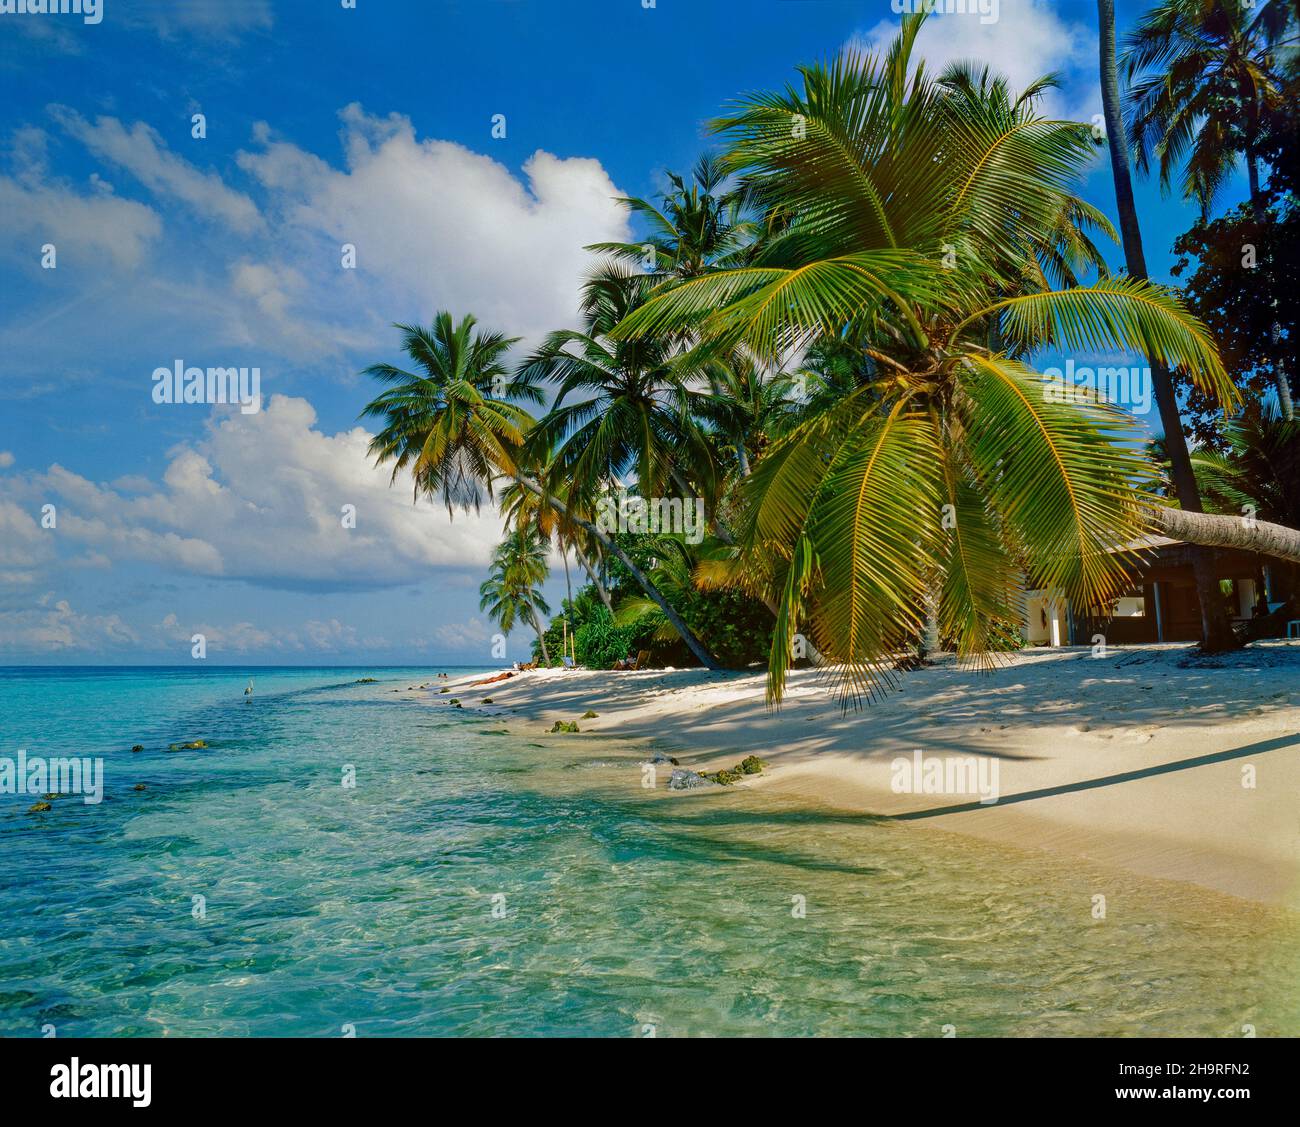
left=480, top=528, right=553, bottom=664
left=360, top=313, right=538, bottom=511
left=1190, top=408, right=1300, bottom=530
left=586, top=153, right=758, bottom=280
left=1098, top=0, right=1238, bottom=649
left=360, top=312, right=723, bottom=669
left=613, top=16, right=1243, bottom=703
left=498, top=475, right=614, bottom=612
left=1122, top=0, right=1289, bottom=218
left=521, top=262, right=717, bottom=505
left=1121, top=0, right=1294, bottom=419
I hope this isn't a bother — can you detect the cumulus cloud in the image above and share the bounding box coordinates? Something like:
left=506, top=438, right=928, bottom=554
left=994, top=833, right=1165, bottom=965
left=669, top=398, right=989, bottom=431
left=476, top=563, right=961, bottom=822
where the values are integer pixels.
left=236, top=103, right=633, bottom=343
left=852, top=1, right=1100, bottom=123
left=49, top=107, right=264, bottom=234
left=155, top=611, right=386, bottom=657
left=431, top=617, right=494, bottom=650
left=0, top=594, right=138, bottom=653
left=0, top=139, right=162, bottom=271
left=15, top=394, right=508, bottom=591
left=0, top=500, right=55, bottom=586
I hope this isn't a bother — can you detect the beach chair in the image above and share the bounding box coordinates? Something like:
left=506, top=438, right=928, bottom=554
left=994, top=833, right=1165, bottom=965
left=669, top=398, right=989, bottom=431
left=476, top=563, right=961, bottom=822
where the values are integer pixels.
left=562, top=656, right=576, bottom=669
left=632, top=650, right=650, bottom=671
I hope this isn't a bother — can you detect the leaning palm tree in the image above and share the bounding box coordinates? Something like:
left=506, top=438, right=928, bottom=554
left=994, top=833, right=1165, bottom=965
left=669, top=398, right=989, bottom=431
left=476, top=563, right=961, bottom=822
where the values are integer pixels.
left=1190, top=407, right=1300, bottom=531
left=480, top=528, right=552, bottom=664
left=360, top=312, right=722, bottom=669
left=613, top=17, right=1242, bottom=704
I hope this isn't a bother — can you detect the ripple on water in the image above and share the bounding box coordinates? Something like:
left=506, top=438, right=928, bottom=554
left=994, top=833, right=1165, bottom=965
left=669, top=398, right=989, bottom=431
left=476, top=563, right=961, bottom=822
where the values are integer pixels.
left=0, top=665, right=1296, bottom=1037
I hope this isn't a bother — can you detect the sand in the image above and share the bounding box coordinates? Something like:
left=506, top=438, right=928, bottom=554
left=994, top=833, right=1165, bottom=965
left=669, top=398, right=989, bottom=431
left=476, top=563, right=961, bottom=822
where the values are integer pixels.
left=440, top=643, right=1300, bottom=908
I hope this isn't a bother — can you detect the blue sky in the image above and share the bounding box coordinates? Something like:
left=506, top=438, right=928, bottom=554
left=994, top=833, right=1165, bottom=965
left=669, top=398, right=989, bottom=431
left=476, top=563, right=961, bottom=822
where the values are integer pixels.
left=0, top=0, right=1249, bottom=664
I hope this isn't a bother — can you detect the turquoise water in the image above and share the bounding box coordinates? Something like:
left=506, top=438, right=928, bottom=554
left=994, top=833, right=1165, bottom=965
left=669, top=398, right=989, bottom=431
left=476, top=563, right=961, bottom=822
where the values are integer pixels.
left=1, top=665, right=1296, bottom=1037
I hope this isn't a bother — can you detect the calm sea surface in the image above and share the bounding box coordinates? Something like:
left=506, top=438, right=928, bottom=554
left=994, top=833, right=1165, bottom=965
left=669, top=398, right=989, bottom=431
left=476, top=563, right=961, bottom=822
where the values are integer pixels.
left=1, top=665, right=1296, bottom=1037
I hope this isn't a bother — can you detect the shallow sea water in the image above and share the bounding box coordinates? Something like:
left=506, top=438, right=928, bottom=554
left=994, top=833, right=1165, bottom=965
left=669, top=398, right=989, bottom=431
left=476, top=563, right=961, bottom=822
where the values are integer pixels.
left=1, top=666, right=1295, bottom=1037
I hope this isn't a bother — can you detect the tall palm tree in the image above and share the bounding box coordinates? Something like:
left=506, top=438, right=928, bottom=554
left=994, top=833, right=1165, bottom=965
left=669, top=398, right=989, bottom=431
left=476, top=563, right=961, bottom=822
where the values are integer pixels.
left=613, top=16, right=1242, bottom=702
left=479, top=528, right=552, bottom=664
left=1121, top=0, right=1294, bottom=419
left=360, top=312, right=722, bottom=669
left=1098, top=0, right=1238, bottom=649
left=498, top=475, right=614, bottom=611
left=521, top=262, right=717, bottom=504
left=1122, top=0, right=1289, bottom=218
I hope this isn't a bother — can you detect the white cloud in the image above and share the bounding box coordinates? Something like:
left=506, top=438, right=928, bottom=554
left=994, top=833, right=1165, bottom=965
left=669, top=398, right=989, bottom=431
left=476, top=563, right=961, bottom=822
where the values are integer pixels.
left=0, top=593, right=138, bottom=653
left=0, top=500, right=55, bottom=586
left=0, top=451, right=14, bottom=468
left=155, top=611, right=386, bottom=657
left=236, top=103, right=633, bottom=343
left=0, top=170, right=162, bottom=271
left=128, top=0, right=273, bottom=40
left=852, top=2, right=1100, bottom=123
left=431, top=617, right=493, bottom=650
left=18, top=394, right=508, bottom=591
left=49, top=107, right=264, bottom=234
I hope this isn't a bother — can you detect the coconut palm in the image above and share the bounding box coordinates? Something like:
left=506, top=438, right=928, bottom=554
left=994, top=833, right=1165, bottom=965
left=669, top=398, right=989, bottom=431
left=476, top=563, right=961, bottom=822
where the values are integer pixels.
left=1096, top=0, right=1243, bottom=647
left=520, top=261, right=720, bottom=520
left=360, top=313, right=539, bottom=511
left=480, top=528, right=552, bottom=664
left=586, top=153, right=758, bottom=281
left=1120, top=0, right=1294, bottom=420
left=1122, top=0, right=1290, bottom=218
left=361, top=312, right=722, bottom=669
left=1190, top=407, right=1300, bottom=530
left=613, top=16, right=1241, bottom=703
left=498, top=475, right=614, bottom=612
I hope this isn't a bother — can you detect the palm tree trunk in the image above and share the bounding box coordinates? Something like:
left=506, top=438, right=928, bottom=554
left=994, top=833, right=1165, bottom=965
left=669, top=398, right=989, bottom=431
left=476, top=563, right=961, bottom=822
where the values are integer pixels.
left=529, top=607, right=551, bottom=665
left=571, top=538, right=614, bottom=612
left=735, top=438, right=751, bottom=479
left=1098, top=0, right=1236, bottom=652
left=510, top=474, right=722, bottom=670
left=1149, top=505, right=1300, bottom=566
left=1244, top=109, right=1294, bottom=422
left=559, top=537, right=574, bottom=661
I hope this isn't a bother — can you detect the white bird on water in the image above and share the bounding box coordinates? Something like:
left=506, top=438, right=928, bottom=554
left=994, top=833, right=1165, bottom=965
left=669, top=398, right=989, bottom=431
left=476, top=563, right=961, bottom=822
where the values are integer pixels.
left=244, top=680, right=253, bottom=698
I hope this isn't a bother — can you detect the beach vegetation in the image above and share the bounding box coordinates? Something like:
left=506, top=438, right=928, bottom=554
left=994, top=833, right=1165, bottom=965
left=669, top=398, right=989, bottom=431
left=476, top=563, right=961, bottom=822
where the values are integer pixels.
left=361, top=8, right=1300, bottom=704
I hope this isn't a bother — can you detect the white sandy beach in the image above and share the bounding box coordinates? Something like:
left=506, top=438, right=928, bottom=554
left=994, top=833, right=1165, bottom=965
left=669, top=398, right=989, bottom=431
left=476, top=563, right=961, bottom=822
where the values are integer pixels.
left=440, top=643, right=1300, bottom=908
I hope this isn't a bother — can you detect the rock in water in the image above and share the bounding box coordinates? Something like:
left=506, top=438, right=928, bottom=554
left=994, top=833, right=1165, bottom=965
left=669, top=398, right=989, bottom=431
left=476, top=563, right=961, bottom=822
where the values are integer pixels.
left=667, top=769, right=715, bottom=790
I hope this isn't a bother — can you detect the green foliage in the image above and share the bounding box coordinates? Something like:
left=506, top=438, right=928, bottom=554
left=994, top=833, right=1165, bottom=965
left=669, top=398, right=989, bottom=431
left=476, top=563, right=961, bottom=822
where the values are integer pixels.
left=611, top=17, right=1231, bottom=704
left=574, top=608, right=640, bottom=669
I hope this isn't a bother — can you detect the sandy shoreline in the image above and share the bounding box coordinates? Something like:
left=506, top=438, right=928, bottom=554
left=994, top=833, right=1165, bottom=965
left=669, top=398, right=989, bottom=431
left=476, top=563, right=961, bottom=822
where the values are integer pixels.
left=438, top=643, right=1300, bottom=909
